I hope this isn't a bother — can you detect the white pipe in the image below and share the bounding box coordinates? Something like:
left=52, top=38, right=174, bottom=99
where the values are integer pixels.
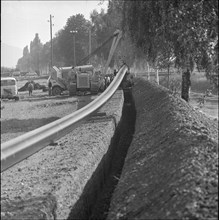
left=1, top=65, right=128, bottom=172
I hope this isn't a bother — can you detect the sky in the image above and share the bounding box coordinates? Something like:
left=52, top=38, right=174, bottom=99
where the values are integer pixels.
left=2, top=0, right=108, bottom=49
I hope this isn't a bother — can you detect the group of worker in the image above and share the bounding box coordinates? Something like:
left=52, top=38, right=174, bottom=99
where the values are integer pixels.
left=103, top=67, right=134, bottom=90
left=103, top=68, right=118, bottom=90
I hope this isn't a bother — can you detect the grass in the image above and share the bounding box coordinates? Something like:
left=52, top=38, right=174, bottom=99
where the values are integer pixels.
left=136, top=69, right=218, bottom=119
left=158, top=71, right=218, bottom=95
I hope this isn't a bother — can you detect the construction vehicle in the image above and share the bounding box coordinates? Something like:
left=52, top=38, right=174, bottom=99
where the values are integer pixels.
left=48, top=30, right=123, bottom=96
left=48, top=65, right=105, bottom=95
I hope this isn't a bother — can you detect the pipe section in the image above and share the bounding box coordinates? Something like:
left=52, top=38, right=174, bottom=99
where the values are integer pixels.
left=1, top=65, right=128, bottom=172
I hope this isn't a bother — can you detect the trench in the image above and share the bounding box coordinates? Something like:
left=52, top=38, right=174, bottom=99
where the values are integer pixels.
left=67, top=88, right=136, bottom=220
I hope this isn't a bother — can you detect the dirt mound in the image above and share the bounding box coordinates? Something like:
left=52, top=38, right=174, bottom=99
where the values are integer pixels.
left=18, top=81, right=47, bottom=92
left=107, top=78, right=218, bottom=219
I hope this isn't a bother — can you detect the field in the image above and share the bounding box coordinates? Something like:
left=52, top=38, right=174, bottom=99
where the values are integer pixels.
left=135, top=70, right=218, bottom=120
left=1, top=76, right=94, bottom=143
left=173, top=71, right=218, bottom=120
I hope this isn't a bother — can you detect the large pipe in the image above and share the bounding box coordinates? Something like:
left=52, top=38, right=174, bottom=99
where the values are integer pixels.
left=1, top=65, right=128, bottom=172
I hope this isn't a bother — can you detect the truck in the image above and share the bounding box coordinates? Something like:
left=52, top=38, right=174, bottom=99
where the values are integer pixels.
left=48, top=64, right=105, bottom=96
left=48, top=30, right=123, bottom=96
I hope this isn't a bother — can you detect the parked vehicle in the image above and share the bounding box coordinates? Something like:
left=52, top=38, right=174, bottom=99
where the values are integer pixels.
left=1, top=77, right=19, bottom=100
left=48, top=65, right=105, bottom=96
left=1, top=72, right=12, bottom=77
left=12, top=71, right=21, bottom=77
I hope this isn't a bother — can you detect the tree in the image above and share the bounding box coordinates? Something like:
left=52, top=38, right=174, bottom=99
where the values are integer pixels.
left=122, top=0, right=218, bottom=101
left=57, top=14, right=91, bottom=66
left=106, top=0, right=155, bottom=71
left=39, top=42, right=50, bottom=74
left=107, top=0, right=135, bottom=68
left=30, top=33, right=43, bottom=75
left=16, top=46, right=30, bottom=72
left=52, top=35, right=66, bottom=67
left=90, top=9, right=114, bottom=64
left=89, top=2, right=137, bottom=69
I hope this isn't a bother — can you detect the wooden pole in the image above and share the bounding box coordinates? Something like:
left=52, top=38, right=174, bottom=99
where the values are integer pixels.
left=73, top=34, right=76, bottom=66
left=50, top=15, right=53, bottom=69
left=89, top=29, right=91, bottom=64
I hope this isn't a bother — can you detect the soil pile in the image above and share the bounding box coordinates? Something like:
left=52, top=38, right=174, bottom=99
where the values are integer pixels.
left=18, top=81, right=46, bottom=92
left=108, top=78, right=218, bottom=219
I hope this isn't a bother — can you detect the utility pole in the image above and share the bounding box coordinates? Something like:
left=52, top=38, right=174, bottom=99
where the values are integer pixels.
left=48, top=15, right=54, bottom=69
left=88, top=28, right=91, bottom=64
left=70, top=30, right=78, bottom=66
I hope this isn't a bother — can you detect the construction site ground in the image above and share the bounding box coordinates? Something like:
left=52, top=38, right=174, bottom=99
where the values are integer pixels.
left=1, top=77, right=218, bottom=220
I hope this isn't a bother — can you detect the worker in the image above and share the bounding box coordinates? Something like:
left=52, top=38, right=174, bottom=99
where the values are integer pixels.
left=48, top=80, right=52, bottom=96
left=104, top=76, right=109, bottom=90
left=110, top=74, right=114, bottom=83
left=28, top=81, right=34, bottom=96
left=106, top=76, right=110, bottom=87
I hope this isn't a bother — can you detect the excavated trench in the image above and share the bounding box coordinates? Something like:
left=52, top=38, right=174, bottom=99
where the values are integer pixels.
left=1, top=89, right=136, bottom=220
left=67, top=89, right=136, bottom=220
left=2, top=79, right=217, bottom=220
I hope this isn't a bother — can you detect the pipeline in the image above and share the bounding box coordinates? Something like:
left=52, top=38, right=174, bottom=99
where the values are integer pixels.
left=67, top=88, right=136, bottom=220
left=1, top=65, right=128, bottom=172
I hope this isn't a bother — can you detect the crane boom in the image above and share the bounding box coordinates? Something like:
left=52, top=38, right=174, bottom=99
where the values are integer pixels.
left=103, top=30, right=122, bottom=75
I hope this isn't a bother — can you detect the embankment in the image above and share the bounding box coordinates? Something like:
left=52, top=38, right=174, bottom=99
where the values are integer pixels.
left=107, top=78, right=218, bottom=219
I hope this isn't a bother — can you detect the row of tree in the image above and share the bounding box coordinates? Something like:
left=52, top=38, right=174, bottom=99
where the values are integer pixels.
left=121, top=0, right=218, bottom=100
left=16, top=10, right=119, bottom=75
left=15, top=1, right=140, bottom=75
left=103, top=0, right=218, bottom=101
left=16, top=0, right=218, bottom=101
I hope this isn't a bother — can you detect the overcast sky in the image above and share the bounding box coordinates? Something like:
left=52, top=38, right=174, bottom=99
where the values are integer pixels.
left=1, top=0, right=108, bottom=50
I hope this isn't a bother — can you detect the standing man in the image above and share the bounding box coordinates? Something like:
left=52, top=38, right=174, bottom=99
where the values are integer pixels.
left=28, top=81, right=34, bottom=96
left=48, top=80, right=52, bottom=96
